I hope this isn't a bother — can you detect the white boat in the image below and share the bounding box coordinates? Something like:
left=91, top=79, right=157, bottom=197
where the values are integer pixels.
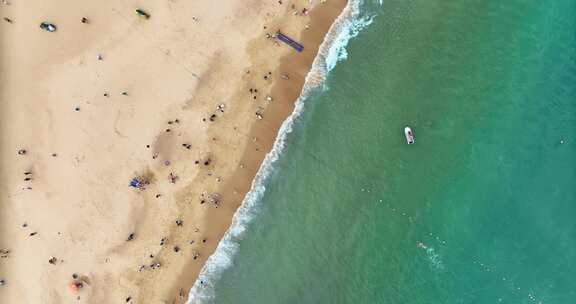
left=404, top=127, right=414, bottom=144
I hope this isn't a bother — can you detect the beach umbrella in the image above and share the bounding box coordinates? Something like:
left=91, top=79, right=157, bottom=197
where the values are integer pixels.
left=67, top=281, right=83, bottom=294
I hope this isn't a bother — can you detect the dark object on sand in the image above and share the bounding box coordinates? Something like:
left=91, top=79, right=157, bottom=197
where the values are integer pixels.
left=0, top=249, right=9, bottom=258
left=81, top=17, right=88, bottom=24
left=40, top=22, right=57, bottom=32
left=169, top=172, right=178, bottom=184
left=126, top=233, right=135, bottom=241
left=129, top=176, right=150, bottom=190
left=129, top=178, right=141, bottom=188
left=276, top=32, right=304, bottom=52
left=135, top=9, right=150, bottom=19
left=17, top=149, right=27, bottom=155
left=3, top=17, right=12, bottom=23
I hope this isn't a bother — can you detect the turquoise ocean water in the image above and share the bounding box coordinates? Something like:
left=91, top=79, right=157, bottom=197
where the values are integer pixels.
left=191, top=0, right=576, bottom=303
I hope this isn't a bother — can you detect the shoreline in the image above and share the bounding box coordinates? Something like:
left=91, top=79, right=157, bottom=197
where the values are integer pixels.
left=188, top=0, right=360, bottom=301
left=187, top=0, right=351, bottom=301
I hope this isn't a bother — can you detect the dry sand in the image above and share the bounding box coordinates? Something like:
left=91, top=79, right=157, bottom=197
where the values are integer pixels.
left=0, top=0, right=346, bottom=303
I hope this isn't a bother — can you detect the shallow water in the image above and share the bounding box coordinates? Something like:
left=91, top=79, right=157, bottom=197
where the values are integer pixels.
left=206, top=0, right=576, bottom=303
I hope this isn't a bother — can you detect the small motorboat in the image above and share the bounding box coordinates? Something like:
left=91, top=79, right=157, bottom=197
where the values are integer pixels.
left=404, top=126, right=414, bottom=144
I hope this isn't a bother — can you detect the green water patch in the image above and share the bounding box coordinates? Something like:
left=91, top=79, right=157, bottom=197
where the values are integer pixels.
left=210, top=0, right=576, bottom=303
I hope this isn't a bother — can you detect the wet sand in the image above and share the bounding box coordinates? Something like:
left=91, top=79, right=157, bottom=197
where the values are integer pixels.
left=0, top=0, right=346, bottom=303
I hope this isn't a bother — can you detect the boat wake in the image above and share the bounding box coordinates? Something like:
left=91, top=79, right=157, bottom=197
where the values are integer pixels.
left=187, top=1, right=375, bottom=302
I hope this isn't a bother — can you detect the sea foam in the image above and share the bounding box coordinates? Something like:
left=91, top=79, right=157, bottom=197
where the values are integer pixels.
left=187, top=1, right=373, bottom=302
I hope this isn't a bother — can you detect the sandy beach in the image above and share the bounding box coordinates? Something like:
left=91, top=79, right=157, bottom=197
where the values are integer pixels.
left=0, top=0, right=346, bottom=303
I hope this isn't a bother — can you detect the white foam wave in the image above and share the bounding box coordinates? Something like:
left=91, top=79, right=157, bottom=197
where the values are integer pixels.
left=308, top=0, right=376, bottom=83
left=323, top=13, right=375, bottom=72
left=187, top=1, right=373, bottom=303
